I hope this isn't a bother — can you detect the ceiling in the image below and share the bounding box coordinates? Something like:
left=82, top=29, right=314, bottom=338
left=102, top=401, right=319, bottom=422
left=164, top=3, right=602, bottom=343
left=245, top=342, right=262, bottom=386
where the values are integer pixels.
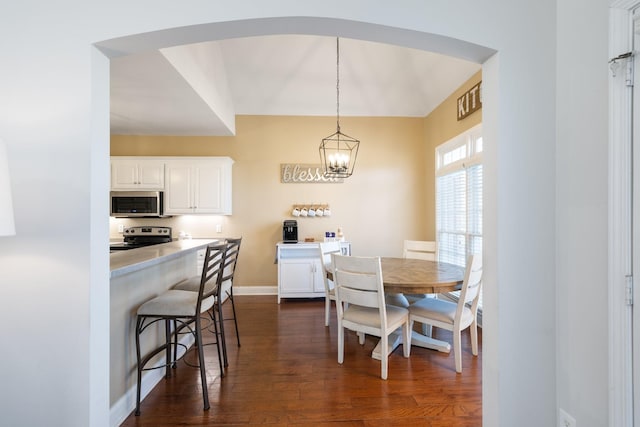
left=110, top=34, right=481, bottom=136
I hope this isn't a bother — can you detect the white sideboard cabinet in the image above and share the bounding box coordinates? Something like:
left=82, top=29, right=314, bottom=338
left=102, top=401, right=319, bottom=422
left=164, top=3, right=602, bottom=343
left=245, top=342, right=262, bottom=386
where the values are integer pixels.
left=110, top=158, right=165, bottom=190
left=276, top=241, right=351, bottom=303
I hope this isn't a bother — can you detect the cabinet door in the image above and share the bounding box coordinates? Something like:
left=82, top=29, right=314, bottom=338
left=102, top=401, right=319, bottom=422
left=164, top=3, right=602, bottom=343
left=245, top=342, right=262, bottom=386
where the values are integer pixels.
left=279, top=259, right=315, bottom=293
left=111, top=161, right=138, bottom=189
left=137, top=161, right=164, bottom=188
left=312, top=259, right=326, bottom=293
left=164, top=163, right=194, bottom=214
left=164, top=158, right=233, bottom=215
left=193, top=163, right=223, bottom=214
left=111, top=159, right=164, bottom=190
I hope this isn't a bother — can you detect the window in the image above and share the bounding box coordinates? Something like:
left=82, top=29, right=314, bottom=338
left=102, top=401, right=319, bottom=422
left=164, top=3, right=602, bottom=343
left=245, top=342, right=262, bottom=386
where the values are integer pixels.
left=436, top=124, right=483, bottom=310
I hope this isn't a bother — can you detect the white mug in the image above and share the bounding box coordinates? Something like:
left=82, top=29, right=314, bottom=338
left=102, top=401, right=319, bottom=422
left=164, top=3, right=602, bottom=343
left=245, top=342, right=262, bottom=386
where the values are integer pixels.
left=323, top=207, right=331, bottom=217
left=308, top=207, right=316, bottom=217
left=315, top=207, right=324, bottom=217
left=300, top=207, right=308, bottom=216
left=292, top=207, right=300, bottom=217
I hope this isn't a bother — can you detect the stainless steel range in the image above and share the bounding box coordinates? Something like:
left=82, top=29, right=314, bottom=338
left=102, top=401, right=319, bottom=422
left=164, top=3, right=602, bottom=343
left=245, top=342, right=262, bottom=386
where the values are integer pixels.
left=110, top=226, right=173, bottom=251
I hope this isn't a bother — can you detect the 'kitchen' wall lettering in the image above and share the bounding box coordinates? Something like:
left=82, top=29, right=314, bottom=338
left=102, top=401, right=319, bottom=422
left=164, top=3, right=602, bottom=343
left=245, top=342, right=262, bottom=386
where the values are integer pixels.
left=457, top=81, right=482, bottom=121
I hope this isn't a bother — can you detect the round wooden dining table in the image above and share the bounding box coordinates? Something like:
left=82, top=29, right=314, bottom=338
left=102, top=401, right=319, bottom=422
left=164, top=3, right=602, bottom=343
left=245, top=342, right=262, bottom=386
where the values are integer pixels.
left=380, top=257, right=464, bottom=294
left=371, top=257, right=466, bottom=360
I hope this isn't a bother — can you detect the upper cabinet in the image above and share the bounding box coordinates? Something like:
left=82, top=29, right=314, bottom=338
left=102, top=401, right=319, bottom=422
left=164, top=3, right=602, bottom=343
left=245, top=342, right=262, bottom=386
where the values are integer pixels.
left=111, top=158, right=165, bottom=190
left=164, top=157, right=233, bottom=215
left=110, top=156, right=233, bottom=215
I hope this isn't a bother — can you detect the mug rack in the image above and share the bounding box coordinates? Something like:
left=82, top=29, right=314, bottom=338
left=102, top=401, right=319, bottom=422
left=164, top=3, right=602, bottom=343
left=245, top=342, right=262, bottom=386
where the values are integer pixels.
left=291, top=203, right=331, bottom=218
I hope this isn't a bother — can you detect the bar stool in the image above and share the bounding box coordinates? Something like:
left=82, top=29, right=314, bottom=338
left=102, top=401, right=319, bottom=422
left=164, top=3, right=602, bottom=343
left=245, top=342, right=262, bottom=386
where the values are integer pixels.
left=219, top=237, right=242, bottom=349
left=174, top=237, right=242, bottom=367
left=134, top=242, right=228, bottom=416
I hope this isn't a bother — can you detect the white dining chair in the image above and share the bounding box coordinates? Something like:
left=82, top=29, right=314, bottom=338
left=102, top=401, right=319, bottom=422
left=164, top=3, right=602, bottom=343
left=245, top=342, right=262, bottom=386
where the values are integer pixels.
left=408, top=254, right=482, bottom=373
left=317, top=241, right=343, bottom=326
left=403, top=240, right=437, bottom=261
left=332, top=254, right=411, bottom=380
left=402, top=239, right=438, bottom=334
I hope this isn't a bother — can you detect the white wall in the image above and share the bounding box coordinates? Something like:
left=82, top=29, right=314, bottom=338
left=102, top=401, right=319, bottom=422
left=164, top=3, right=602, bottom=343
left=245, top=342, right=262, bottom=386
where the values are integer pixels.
left=0, top=1, right=609, bottom=426
left=556, top=0, right=610, bottom=425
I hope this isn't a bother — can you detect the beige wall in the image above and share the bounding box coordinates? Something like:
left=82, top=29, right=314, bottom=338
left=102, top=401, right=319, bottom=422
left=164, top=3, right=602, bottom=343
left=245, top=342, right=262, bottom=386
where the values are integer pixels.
left=423, top=70, right=482, bottom=239
left=111, top=115, right=429, bottom=287
left=110, top=73, right=482, bottom=288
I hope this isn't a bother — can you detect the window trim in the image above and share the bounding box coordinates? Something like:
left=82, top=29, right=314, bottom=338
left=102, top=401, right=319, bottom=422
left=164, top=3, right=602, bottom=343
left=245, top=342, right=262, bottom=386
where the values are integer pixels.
left=435, top=123, right=483, bottom=317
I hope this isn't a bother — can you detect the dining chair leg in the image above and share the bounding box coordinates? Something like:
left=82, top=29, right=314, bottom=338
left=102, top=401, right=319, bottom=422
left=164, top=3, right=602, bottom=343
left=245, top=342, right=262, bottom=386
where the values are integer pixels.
left=337, top=324, right=345, bottom=364
left=381, top=333, right=389, bottom=380
left=421, top=323, right=432, bottom=337
left=453, top=330, right=462, bottom=373
left=324, top=297, right=331, bottom=326
left=470, top=321, right=479, bottom=356
left=194, top=316, right=210, bottom=411
left=402, top=322, right=411, bottom=357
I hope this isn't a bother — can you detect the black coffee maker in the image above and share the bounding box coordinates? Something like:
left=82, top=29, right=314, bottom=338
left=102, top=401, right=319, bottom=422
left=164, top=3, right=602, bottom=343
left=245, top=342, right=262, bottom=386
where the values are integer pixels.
left=282, top=220, right=298, bottom=243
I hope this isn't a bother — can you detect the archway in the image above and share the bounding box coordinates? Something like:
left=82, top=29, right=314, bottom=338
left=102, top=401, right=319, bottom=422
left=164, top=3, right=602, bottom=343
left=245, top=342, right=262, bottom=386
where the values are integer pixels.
left=94, top=17, right=498, bottom=425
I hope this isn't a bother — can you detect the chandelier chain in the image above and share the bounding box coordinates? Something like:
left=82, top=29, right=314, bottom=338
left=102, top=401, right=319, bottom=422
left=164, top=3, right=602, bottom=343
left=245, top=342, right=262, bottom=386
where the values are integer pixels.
left=336, top=37, right=340, bottom=133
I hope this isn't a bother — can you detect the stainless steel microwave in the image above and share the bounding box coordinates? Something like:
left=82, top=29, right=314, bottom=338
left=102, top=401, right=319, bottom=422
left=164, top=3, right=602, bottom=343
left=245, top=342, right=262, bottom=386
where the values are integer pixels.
left=110, top=191, right=164, bottom=217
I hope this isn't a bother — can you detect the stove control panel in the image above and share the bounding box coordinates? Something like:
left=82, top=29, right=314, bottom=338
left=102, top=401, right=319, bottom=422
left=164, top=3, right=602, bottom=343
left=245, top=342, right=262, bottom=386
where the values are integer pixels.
left=124, top=226, right=172, bottom=237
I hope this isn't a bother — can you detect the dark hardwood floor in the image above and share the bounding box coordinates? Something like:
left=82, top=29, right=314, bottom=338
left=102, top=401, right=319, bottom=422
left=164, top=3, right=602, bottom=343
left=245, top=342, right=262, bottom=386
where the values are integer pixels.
left=121, top=295, right=482, bottom=426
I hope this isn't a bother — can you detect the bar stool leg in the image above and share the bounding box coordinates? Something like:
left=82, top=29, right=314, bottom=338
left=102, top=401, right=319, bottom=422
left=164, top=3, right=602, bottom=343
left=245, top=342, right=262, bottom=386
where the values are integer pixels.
left=209, top=311, right=225, bottom=375
left=134, top=316, right=143, bottom=416
left=228, top=289, right=241, bottom=347
left=194, top=315, right=210, bottom=410
left=216, top=301, right=229, bottom=367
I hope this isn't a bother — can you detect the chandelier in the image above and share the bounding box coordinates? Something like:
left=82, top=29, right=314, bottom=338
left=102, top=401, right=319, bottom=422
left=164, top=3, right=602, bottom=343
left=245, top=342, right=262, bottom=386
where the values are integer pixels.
left=319, top=37, right=360, bottom=178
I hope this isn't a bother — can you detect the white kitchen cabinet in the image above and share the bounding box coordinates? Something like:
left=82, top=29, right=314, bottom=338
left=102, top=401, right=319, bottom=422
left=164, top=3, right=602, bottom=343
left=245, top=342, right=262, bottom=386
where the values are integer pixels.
left=276, top=242, right=351, bottom=303
left=110, top=158, right=165, bottom=190
left=164, top=157, right=233, bottom=215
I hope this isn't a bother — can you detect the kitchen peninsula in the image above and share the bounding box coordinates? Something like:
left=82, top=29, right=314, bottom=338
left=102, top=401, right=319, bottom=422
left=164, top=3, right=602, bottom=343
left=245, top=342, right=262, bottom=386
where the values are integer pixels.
left=110, top=238, right=220, bottom=420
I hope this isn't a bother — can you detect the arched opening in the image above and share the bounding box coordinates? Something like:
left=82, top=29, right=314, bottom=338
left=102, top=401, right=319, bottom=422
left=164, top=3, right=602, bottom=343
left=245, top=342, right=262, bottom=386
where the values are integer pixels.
left=94, top=16, right=498, bottom=425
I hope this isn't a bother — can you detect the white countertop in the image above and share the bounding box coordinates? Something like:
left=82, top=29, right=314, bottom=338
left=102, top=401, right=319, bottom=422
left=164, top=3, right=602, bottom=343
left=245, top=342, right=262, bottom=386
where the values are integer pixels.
left=110, top=238, right=221, bottom=279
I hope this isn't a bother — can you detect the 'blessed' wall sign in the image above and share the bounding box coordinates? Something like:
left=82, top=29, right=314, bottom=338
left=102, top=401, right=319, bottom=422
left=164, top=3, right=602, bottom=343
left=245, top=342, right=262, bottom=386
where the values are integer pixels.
left=280, top=164, right=344, bottom=183
left=457, top=81, right=482, bottom=121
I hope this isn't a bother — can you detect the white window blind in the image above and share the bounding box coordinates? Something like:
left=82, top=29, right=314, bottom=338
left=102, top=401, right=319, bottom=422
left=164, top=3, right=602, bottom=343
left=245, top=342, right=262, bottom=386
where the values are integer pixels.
left=435, top=124, right=483, bottom=310
left=437, top=165, right=482, bottom=265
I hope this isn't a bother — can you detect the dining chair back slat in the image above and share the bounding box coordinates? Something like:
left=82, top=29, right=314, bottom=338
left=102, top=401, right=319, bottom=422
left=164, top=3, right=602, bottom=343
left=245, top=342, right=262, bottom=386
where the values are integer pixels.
left=403, top=240, right=437, bottom=261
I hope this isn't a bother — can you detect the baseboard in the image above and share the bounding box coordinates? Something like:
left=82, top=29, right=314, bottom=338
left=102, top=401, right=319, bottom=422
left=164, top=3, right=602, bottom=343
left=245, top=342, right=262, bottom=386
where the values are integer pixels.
left=234, top=285, right=277, bottom=295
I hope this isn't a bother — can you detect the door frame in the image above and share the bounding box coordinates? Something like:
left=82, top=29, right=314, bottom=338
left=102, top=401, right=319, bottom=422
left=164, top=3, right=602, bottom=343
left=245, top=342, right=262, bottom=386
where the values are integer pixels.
left=609, top=1, right=637, bottom=425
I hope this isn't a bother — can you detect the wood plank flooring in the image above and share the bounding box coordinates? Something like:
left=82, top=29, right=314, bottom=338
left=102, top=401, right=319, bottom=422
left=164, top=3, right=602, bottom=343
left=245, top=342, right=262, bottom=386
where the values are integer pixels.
left=121, top=295, right=482, bottom=426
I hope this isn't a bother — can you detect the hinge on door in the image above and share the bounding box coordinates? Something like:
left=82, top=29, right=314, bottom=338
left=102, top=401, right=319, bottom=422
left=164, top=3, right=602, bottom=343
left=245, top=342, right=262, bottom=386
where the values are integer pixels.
left=625, top=56, right=634, bottom=87
left=625, top=275, right=634, bottom=306
left=609, top=51, right=634, bottom=79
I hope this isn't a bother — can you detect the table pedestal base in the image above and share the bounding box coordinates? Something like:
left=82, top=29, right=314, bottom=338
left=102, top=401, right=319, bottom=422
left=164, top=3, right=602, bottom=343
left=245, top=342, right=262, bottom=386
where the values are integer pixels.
left=371, top=330, right=451, bottom=360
